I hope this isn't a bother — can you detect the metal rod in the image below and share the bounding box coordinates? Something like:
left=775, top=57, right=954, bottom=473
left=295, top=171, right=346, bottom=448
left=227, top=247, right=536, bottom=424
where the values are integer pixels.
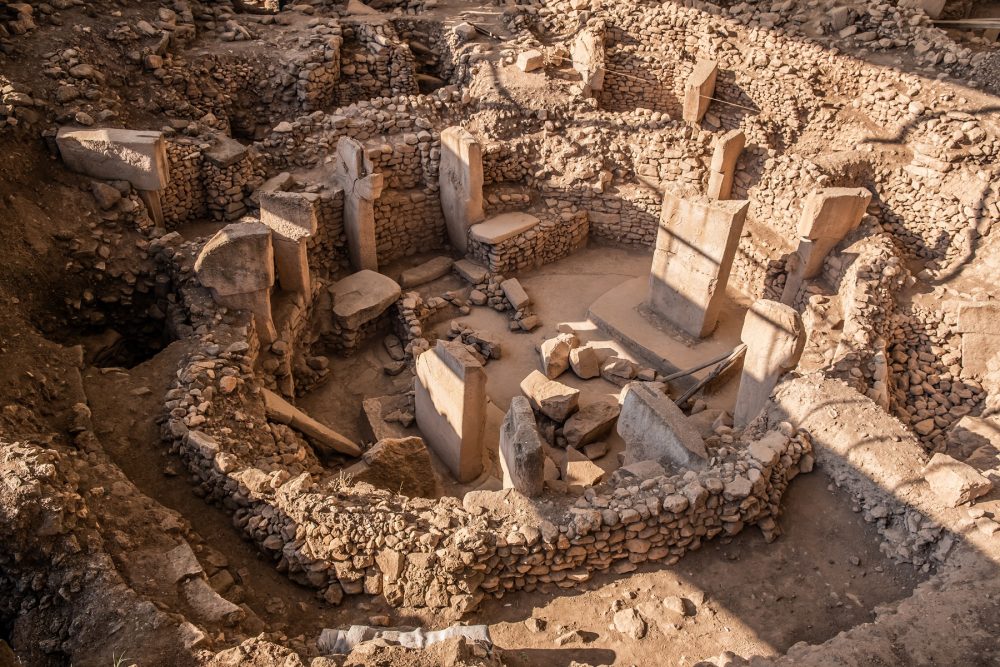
left=662, top=347, right=739, bottom=382
left=674, top=343, right=747, bottom=407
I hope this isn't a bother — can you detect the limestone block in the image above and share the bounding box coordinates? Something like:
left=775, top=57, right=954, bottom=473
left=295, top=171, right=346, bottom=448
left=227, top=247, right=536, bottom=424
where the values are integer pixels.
left=260, top=190, right=319, bottom=237
left=56, top=127, right=169, bottom=191
left=454, top=259, right=488, bottom=284
left=400, top=256, right=454, bottom=288
left=706, top=129, right=746, bottom=200
left=500, top=278, right=530, bottom=310
left=794, top=187, right=872, bottom=279
left=923, top=453, right=992, bottom=507
left=682, top=60, right=718, bottom=124
left=734, top=300, right=805, bottom=428
left=440, top=127, right=485, bottom=253
left=520, top=370, right=580, bottom=422
left=414, top=341, right=488, bottom=483
left=571, top=24, right=605, bottom=93
left=500, top=396, right=545, bottom=497
left=516, top=49, right=544, bottom=72
left=539, top=332, right=579, bottom=379
left=194, top=222, right=274, bottom=297
left=469, top=212, right=539, bottom=244
left=618, top=382, right=707, bottom=467
left=181, top=577, right=244, bottom=626
left=956, top=302, right=1000, bottom=333
left=570, top=344, right=601, bottom=379
left=562, top=447, right=604, bottom=487
left=330, top=270, right=401, bottom=330
left=961, top=332, right=1000, bottom=379
left=347, top=436, right=438, bottom=497
left=563, top=396, right=621, bottom=448
left=334, top=136, right=383, bottom=271
left=262, top=388, right=362, bottom=457
left=648, top=193, right=749, bottom=338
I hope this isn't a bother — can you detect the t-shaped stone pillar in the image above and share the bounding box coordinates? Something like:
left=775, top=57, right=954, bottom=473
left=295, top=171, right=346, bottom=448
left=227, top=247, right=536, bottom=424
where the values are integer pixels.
left=414, top=340, right=488, bottom=483
left=780, top=187, right=871, bottom=304
left=734, top=300, right=805, bottom=428
left=194, top=221, right=277, bottom=344
left=571, top=22, right=606, bottom=97
left=648, top=192, right=749, bottom=338
left=682, top=59, right=718, bottom=124
left=334, top=136, right=383, bottom=271
left=259, top=190, right=319, bottom=301
left=499, top=396, right=545, bottom=497
left=706, top=129, right=745, bottom=200
left=439, top=127, right=484, bottom=253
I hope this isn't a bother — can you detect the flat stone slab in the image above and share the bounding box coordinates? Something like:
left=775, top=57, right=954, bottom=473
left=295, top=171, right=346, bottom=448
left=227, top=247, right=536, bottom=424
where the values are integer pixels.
left=400, top=256, right=454, bottom=288
left=469, top=212, right=540, bottom=244
left=454, top=259, right=488, bottom=284
left=330, top=270, right=401, bottom=329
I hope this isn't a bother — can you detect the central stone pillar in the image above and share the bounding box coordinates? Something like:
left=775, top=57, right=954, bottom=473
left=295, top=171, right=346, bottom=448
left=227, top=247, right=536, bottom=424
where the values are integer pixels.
left=260, top=190, right=319, bottom=300
left=414, top=340, right=487, bottom=483
left=734, top=299, right=805, bottom=428
left=439, top=127, right=484, bottom=253
left=334, top=136, right=383, bottom=271
left=648, top=193, right=749, bottom=338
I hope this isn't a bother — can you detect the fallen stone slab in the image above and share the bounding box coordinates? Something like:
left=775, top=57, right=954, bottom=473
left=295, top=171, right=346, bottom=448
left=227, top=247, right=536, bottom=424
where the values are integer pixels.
left=563, top=396, right=621, bottom=448
left=520, top=370, right=580, bottom=422
left=500, top=396, right=545, bottom=497
left=500, top=277, right=530, bottom=310
left=601, top=356, right=637, bottom=384
left=540, top=332, right=579, bottom=379
left=56, top=126, right=169, bottom=191
left=345, top=436, right=438, bottom=498
left=362, top=394, right=412, bottom=442
left=181, top=577, right=244, bottom=626
left=570, top=344, right=601, bottom=379
left=618, top=382, right=708, bottom=468
left=330, top=270, right=401, bottom=330
left=923, top=452, right=992, bottom=507
left=562, top=447, right=605, bottom=487
left=454, top=259, right=488, bottom=284
left=400, top=256, right=454, bottom=288
left=318, top=624, right=492, bottom=655
left=262, top=388, right=361, bottom=457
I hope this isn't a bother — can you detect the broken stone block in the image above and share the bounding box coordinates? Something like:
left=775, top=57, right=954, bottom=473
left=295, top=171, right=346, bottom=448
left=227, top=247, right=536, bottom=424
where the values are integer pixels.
left=500, top=278, right=530, bottom=310
left=347, top=437, right=438, bottom=498
left=56, top=126, right=169, bottom=191
left=923, top=453, right=992, bottom=507
left=181, top=577, right=244, bottom=626
left=569, top=344, right=601, bottom=379
left=682, top=59, right=718, bottom=124
left=499, top=396, right=545, bottom=497
left=562, top=447, right=604, bottom=487
left=539, top=332, right=579, bottom=379
left=516, top=49, right=544, bottom=72
left=164, top=542, right=204, bottom=585
left=600, top=356, right=637, bottom=384
left=414, top=340, right=488, bottom=483
left=400, top=256, right=454, bottom=288
left=454, top=259, right=488, bottom=284
left=563, top=396, right=621, bottom=448
left=520, top=370, right=580, bottom=422
left=618, top=382, right=708, bottom=468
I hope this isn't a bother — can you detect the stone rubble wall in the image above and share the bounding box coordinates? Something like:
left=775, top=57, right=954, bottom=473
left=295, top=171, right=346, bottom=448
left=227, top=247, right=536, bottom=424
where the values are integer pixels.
left=467, top=210, right=589, bottom=275
left=307, top=188, right=349, bottom=283
left=162, top=139, right=208, bottom=227
left=203, top=148, right=264, bottom=222
left=374, top=190, right=446, bottom=266
left=540, top=185, right=660, bottom=249
left=337, top=21, right=418, bottom=107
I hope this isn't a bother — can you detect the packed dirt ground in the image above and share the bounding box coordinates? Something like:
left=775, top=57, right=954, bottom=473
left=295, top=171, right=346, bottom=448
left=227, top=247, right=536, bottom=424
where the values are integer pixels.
left=2, top=0, right=1000, bottom=666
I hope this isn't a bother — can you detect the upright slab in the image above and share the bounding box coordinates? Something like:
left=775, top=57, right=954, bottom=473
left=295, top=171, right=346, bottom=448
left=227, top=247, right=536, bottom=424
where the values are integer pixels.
left=414, top=340, right=488, bottom=482
left=260, top=190, right=319, bottom=298
left=707, top=129, right=746, bottom=200
left=439, top=127, right=484, bottom=253
left=571, top=23, right=606, bottom=95
left=648, top=193, right=749, bottom=338
left=734, top=300, right=805, bottom=428
left=956, top=301, right=1000, bottom=378
left=618, top=382, right=707, bottom=467
left=56, top=127, right=169, bottom=191
left=499, top=396, right=544, bottom=497
left=682, top=60, right=718, bottom=124
left=334, top=136, right=383, bottom=271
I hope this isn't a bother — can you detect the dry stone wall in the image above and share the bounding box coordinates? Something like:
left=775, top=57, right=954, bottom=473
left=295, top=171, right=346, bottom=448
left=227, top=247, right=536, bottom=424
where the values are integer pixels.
left=467, top=210, right=589, bottom=274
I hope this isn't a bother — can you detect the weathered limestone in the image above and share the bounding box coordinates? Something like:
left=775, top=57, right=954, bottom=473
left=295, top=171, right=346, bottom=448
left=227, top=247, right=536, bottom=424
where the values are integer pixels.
left=330, top=270, right=401, bottom=330
left=539, top=332, right=579, bottom=379
left=194, top=222, right=277, bottom=344
left=706, top=129, right=746, bottom=200
left=516, top=50, right=544, bottom=72
left=682, top=60, right=718, bottom=124
left=570, top=344, right=601, bottom=379
left=414, top=340, right=488, bottom=482
left=571, top=22, right=606, bottom=96
left=520, top=370, right=580, bottom=422
left=454, top=259, right=488, bottom=284
left=563, top=396, right=621, bottom=448
left=344, top=436, right=439, bottom=497
left=648, top=193, right=749, bottom=338
left=469, top=212, right=540, bottom=245
left=562, top=447, right=605, bottom=487
left=781, top=187, right=872, bottom=303
left=400, top=256, right=454, bottom=288
left=500, top=278, right=530, bottom=310
left=439, top=127, right=484, bottom=253
left=734, top=300, right=806, bottom=428
left=499, top=396, right=545, bottom=497
left=923, top=452, right=992, bottom=507
left=56, top=127, right=169, bottom=191
left=334, top=136, right=384, bottom=271
left=262, top=388, right=362, bottom=457
left=955, top=302, right=1000, bottom=378
left=260, top=191, right=319, bottom=299
left=618, top=382, right=708, bottom=467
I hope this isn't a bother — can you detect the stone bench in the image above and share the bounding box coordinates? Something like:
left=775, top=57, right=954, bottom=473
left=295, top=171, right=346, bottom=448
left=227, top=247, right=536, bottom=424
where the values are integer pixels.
left=328, top=269, right=401, bottom=353
left=467, top=211, right=588, bottom=274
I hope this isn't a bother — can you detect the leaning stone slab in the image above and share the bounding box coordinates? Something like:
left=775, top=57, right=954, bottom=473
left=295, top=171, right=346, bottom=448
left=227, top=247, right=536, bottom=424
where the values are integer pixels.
left=520, top=370, right=580, bottom=422
left=330, top=270, right=401, bottom=330
left=262, top=388, right=362, bottom=457
left=563, top=395, right=621, bottom=448
left=499, top=396, right=545, bottom=497
left=414, top=340, right=488, bottom=483
left=618, top=382, right=707, bottom=467
left=734, top=300, right=805, bottom=428
left=194, top=222, right=274, bottom=297
left=923, top=452, right=992, bottom=507
left=56, top=126, right=169, bottom=191
left=181, top=577, right=244, bottom=626
left=345, top=436, right=438, bottom=498
left=400, top=256, right=454, bottom=288
left=500, top=278, right=530, bottom=310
